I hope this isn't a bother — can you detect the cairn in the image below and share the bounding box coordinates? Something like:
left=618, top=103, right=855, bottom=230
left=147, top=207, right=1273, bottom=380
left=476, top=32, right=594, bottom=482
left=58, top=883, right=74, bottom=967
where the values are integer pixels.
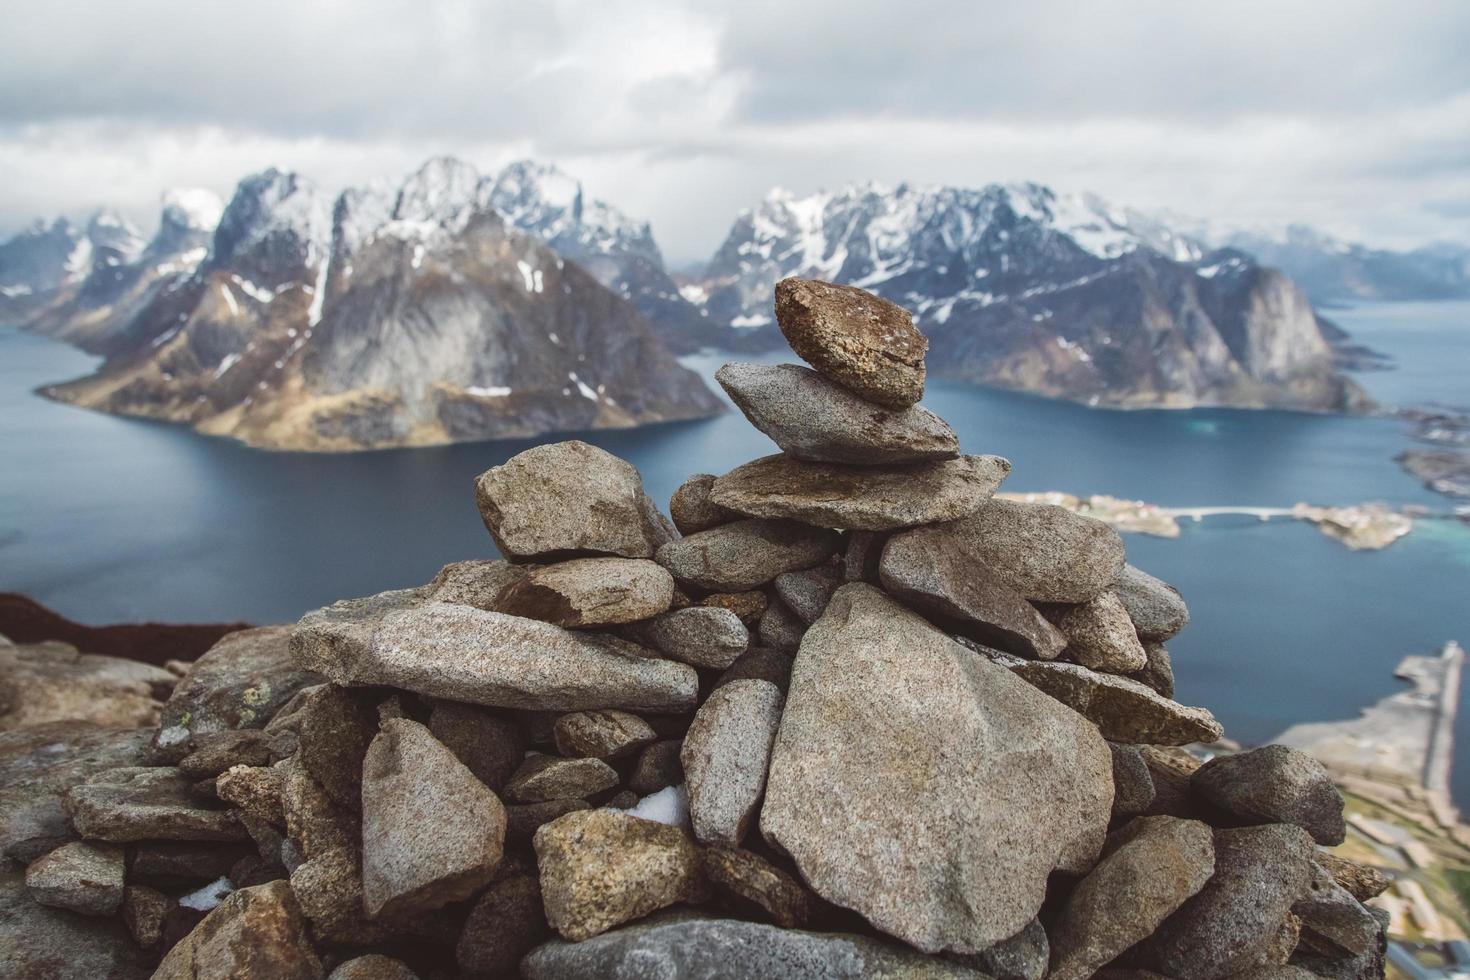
left=9, top=278, right=1390, bottom=979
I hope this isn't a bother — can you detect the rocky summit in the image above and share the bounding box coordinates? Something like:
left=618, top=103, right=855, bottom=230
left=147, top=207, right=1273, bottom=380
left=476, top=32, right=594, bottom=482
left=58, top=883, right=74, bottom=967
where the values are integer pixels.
left=1, top=278, right=1380, bottom=979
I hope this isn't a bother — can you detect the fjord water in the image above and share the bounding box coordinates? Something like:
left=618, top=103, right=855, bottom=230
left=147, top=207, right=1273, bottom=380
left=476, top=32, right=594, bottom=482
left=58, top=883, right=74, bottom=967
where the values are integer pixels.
left=3, top=305, right=1469, bottom=800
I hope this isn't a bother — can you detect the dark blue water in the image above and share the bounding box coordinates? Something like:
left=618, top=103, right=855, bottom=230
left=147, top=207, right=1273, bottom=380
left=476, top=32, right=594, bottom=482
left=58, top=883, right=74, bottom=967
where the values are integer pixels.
left=3, top=310, right=1469, bottom=799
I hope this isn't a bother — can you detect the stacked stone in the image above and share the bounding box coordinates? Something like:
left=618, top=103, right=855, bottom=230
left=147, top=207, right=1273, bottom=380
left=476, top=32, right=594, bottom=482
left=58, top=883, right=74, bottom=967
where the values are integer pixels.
left=3, top=278, right=1389, bottom=980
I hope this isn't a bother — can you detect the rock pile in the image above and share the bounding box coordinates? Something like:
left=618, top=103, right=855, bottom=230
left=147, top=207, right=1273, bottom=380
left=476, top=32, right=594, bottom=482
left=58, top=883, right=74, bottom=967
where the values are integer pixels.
left=1, top=277, right=1390, bottom=979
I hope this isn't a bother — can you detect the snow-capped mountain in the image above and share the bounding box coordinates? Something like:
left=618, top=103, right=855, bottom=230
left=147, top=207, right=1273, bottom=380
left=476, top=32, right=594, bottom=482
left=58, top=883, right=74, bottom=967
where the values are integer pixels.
left=1219, top=225, right=1470, bottom=304
left=0, top=217, right=112, bottom=319
left=36, top=161, right=721, bottom=451
left=697, top=182, right=1365, bottom=411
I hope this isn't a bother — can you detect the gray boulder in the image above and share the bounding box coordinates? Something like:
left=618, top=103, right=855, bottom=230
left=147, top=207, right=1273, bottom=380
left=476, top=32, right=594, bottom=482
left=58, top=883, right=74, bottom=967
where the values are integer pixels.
left=655, top=518, right=841, bottom=592
left=625, top=606, right=749, bottom=669
left=474, top=440, right=674, bottom=561
left=1131, top=642, right=1176, bottom=699
left=775, top=277, right=928, bottom=409
left=879, top=527, right=1065, bottom=659
left=24, top=841, right=125, bottom=915
left=760, top=584, right=1113, bottom=953
left=1010, top=661, right=1224, bottom=745
left=293, top=599, right=698, bottom=713
left=1293, top=861, right=1382, bottom=959
left=1044, top=591, right=1148, bottom=673
left=360, top=719, right=506, bottom=920
left=64, top=767, right=245, bottom=842
left=1191, top=744, right=1346, bottom=845
left=710, top=454, right=1009, bottom=531
left=716, top=362, right=958, bottom=465
left=682, top=680, right=784, bottom=846
left=1108, top=743, right=1157, bottom=821
left=950, top=918, right=1050, bottom=980
left=1113, top=564, right=1190, bottom=641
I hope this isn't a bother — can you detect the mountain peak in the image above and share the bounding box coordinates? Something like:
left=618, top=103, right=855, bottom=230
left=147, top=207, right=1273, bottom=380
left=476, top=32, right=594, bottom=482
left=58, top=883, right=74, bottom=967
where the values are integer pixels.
left=161, top=188, right=225, bottom=233
left=392, top=156, right=483, bottom=231
left=210, top=169, right=331, bottom=280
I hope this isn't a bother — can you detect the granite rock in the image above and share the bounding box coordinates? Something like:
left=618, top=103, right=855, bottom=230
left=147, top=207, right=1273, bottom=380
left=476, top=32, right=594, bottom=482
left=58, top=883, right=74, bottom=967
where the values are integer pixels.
left=328, top=955, right=419, bottom=980
left=1131, top=642, right=1176, bottom=699
left=0, top=867, right=152, bottom=980
left=1192, top=744, right=1346, bottom=845
left=0, top=640, right=174, bottom=731
left=669, top=474, right=737, bottom=535
left=1113, top=565, right=1190, bottom=641
left=682, top=679, right=784, bottom=846
left=456, top=874, right=549, bottom=977
left=427, top=700, right=525, bottom=792
left=715, top=647, right=795, bottom=694
left=655, top=518, right=841, bottom=592
left=1010, top=661, right=1224, bottom=745
left=625, top=606, right=750, bottom=669
left=121, top=884, right=170, bottom=948
left=506, top=754, right=620, bottom=804
left=423, top=559, right=527, bottom=610
left=629, top=740, right=685, bottom=795
left=1108, top=743, right=1158, bottom=821
left=699, top=590, right=768, bottom=626
left=757, top=599, right=807, bottom=653
left=553, top=710, right=656, bottom=760
left=153, top=880, right=323, bottom=980
left=65, top=766, right=246, bottom=842
left=701, top=846, right=813, bottom=928
left=1044, top=591, right=1148, bottom=673
left=24, top=840, right=125, bottom=915
left=773, top=565, right=845, bottom=624
left=497, top=558, right=675, bottom=628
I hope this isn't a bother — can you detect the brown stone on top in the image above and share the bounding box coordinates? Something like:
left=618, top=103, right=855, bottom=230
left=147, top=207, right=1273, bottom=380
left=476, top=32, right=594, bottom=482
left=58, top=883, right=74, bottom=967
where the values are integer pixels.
left=710, top=453, right=1009, bottom=532
left=64, top=767, right=246, bottom=843
left=474, top=440, right=674, bottom=561
left=152, top=880, right=323, bottom=980
left=496, top=558, right=675, bottom=628
left=669, top=474, right=737, bottom=536
left=878, top=527, right=1065, bottom=660
left=360, top=718, right=506, bottom=921
left=533, top=808, right=705, bottom=942
left=1010, top=661, right=1223, bottom=746
left=715, top=361, right=958, bottom=465
left=775, top=277, right=927, bottom=408
left=1316, top=852, right=1390, bottom=903
left=655, top=518, right=841, bottom=592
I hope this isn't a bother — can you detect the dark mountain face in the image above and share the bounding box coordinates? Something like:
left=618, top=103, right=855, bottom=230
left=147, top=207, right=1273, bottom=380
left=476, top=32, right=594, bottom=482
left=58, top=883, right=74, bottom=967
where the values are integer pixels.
left=34, top=161, right=722, bottom=451
left=696, top=183, right=1366, bottom=411
left=1223, top=226, right=1470, bottom=304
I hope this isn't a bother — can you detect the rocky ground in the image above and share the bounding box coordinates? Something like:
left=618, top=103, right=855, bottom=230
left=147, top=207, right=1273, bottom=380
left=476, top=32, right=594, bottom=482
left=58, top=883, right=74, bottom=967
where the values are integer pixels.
left=0, top=278, right=1392, bottom=978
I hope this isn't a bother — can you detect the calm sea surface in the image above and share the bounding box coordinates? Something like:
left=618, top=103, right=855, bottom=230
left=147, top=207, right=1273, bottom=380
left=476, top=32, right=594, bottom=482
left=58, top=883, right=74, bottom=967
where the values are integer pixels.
left=3, top=303, right=1468, bottom=797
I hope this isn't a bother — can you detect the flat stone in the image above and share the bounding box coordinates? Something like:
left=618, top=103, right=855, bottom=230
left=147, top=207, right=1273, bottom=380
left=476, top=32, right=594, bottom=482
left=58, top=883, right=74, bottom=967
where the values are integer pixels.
left=554, top=710, right=656, bottom=760
left=1192, top=744, right=1346, bottom=845
left=625, top=606, right=749, bottom=669
left=122, top=884, right=170, bottom=948
left=1108, top=743, right=1157, bottom=821
left=283, top=684, right=377, bottom=810
left=1044, top=591, right=1148, bottom=672
left=716, top=361, right=958, bottom=465
left=505, top=799, right=591, bottom=847
left=1130, top=642, right=1175, bottom=698
left=669, top=474, right=737, bottom=535
left=1010, top=661, right=1224, bottom=745
left=953, top=918, right=1050, bottom=980
left=25, top=841, right=125, bottom=915
left=1113, top=564, right=1190, bottom=641
left=710, top=453, right=1009, bottom=531
left=701, top=847, right=813, bottom=928
left=1317, top=852, right=1389, bottom=903
left=0, top=640, right=174, bottom=731
left=456, top=874, right=549, bottom=977
left=475, top=440, right=674, bottom=561
left=699, top=590, right=768, bottom=625
left=506, top=754, right=619, bottom=804
left=152, top=625, right=321, bottom=762
left=1293, top=860, right=1382, bottom=959
left=129, top=841, right=252, bottom=885
left=522, top=911, right=992, bottom=979
left=0, top=721, right=152, bottom=860
left=216, top=764, right=284, bottom=828
left=423, top=559, right=527, bottom=610
left=757, top=599, right=807, bottom=653
left=178, top=730, right=275, bottom=780
left=655, top=518, right=841, bottom=592
left=629, top=740, right=685, bottom=795
left=773, top=565, right=844, bottom=624
left=361, top=719, right=506, bottom=920
left=1135, top=824, right=1316, bottom=980
left=682, top=679, right=784, bottom=846
left=153, top=880, right=323, bottom=980
left=775, top=277, right=928, bottom=409
left=65, top=767, right=245, bottom=842
left=0, top=868, right=152, bottom=980
left=497, top=558, right=675, bottom=628
left=294, top=599, right=698, bottom=713
left=1047, top=816, right=1217, bottom=980
left=427, top=700, right=525, bottom=791
left=533, top=809, right=704, bottom=941
left=879, top=527, right=1065, bottom=659
left=929, top=498, right=1127, bottom=603
left=1139, top=745, right=1204, bottom=820
left=715, top=647, right=795, bottom=693
left=760, top=584, right=1113, bottom=954
left=328, top=956, right=419, bottom=980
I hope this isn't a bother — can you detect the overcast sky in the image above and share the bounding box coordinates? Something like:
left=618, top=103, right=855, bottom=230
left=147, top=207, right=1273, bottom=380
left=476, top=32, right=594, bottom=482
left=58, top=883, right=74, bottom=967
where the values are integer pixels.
left=3, top=0, right=1468, bottom=263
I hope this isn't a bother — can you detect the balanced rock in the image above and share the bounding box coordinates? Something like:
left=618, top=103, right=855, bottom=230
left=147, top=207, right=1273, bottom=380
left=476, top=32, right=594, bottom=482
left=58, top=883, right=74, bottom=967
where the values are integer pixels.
left=497, top=557, right=675, bottom=628
left=0, top=640, right=174, bottom=731
left=668, top=474, right=736, bottom=535
left=701, top=846, right=813, bottom=928
left=625, top=606, right=749, bottom=669
left=426, top=700, right=524, bottom=791
left=294, top=599, right=698, bottom=713
left=1044, top=591, right=1148, bottom=673
left=930, top=499, right=1126, bottom=603
left=25, top=840, right=125, bottom=915
left=65, top=767, right=245, bottom=842
left=360, top=719, right=506, bottom=920
left=775, top=277, right=928, bottom=409
left=1047, top=816, right=1216, bottom=980
left=1010, top=661, right=1223, bottom=745
left=710, top=453, right=1009, bottom=531
left=153, top=880, right=322, bottom=980
left=716, top=362, right=958, bottom=465
left=533, top=809, right=704, bottom=941
left=879, top=527, right=1065, bottom=659
left=1135, top=824, right=1316, bottom=980
left=682, top=679, right=783, bottom=846
left=506, top=754, right=620, bottom=804
left=655, top=518, right=841, bottom=592
left=475, top=440, right=675, bottom=561
left=761, top=584, right=1113, bottom=953
left=522, top=911, right=992, bottom=980
left=1191, top=744, right=1346, bottom=845
left=554, top=710, right=656, bottom=760
left=1113, top=564, right=1190, bottom=641
left=773, top=565, right=844, bottom=624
